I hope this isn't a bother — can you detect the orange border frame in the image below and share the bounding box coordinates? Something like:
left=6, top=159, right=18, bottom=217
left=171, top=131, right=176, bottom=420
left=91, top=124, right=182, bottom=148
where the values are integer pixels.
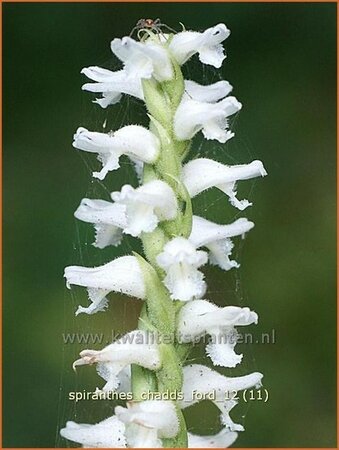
left=1, top=1, right=338, bottom=449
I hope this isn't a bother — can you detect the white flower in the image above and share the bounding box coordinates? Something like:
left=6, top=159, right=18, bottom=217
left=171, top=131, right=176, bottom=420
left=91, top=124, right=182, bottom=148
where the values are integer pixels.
left=182, top=158, right=267, bottom=210
left=111, top=180, right=178, bottom=237
left=169, top=24, right=230, bottom=68
left=174, top=95, right=242, bottom=143
left=81, top=67, right=144, bottom=108
left=73, top=330, right=161, bottom=392
left=60, top=416, right=126, bottom=448
left=111, top=36, right=173, bottom=82
left=72, top=125, right=160, bottom=180
left=177, top=300, right=258, bottom=367
left=74, top=198, right=127, bottom=249
left=156, top=237, right=208, bottom=301
left=64, top=255, right=145, bottom=315
left=189, top=216, right=254, bottom=270
left=115, top=400, right=179, bottom=448
left=180, top=364, right=263, bottom=431
left=188, top=428, right=238, bottom=448
left=184, top=79, right=233, bottom=103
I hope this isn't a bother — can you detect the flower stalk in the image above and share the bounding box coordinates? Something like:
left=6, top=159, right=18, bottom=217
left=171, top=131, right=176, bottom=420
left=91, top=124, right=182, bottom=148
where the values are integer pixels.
left=61, top=21, right=267, bottom=448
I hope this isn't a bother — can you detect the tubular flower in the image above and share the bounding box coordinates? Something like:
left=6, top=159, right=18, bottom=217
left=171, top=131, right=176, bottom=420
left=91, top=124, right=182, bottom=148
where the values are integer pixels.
left=182, top=158, right=267, bottom=210
left=181, top=364, right=263, bottom=430
left=73, top=330, right=161, bottom=392
left=74, top=198, right=127, bottom=249
left=60, top=416, right=127, bottom=448
left=64, top=255, right=145, bottom=315
left=61, top=21, right=267, bottom=449
left=174, top=95, right=242, bottom=143
left=81, top=67, right=144, bottom=107
left=111, top=180, right=178, bottom=237
left=177, top=300, right=258, bottom=367
left=116, top=401, right=179, bottom=447
left=189, top=215, right=254, bottom=270
left=156, top=237, right=208, bottom=301
left=72, top=125, right=160, bottom=180
left=169, top=23, right=230, bottom=67
left=111, top=37, right=173, bottom=81
left=188, top=429, right=238, bottom=448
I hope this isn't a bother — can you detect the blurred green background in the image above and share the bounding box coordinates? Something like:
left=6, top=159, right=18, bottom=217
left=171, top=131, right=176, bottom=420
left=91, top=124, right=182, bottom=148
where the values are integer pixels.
left=3, top=2, right=337, bottom=448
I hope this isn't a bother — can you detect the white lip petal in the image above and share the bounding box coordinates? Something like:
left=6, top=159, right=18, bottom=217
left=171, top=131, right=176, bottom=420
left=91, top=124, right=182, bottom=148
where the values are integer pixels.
left=156, top=237, right=208, bottom=301
left=64, top=255, right=146, bottom=315
left=72, top=125, right=160, bottom=180
left=81, top=67, right=144, bottom=106
left=169, top=23, right=230, bottom=67
left=174, top=96, right=242, bottom=143
left=182, top=158, right=267, bottom=209
left=111, top=37, right=173, bottom=82
left=190, top=215, right=254, bottom=247
left=177, top=300, right=258, bottom=367
left=73, top=330, right=161, bottom=392
left=184, top=79, right=233, bottom=103
left=181, top=364, right=263, bottom=430
left=60, top=416, right=126, bottom=448
left=188, top=428, right=238, bottom=448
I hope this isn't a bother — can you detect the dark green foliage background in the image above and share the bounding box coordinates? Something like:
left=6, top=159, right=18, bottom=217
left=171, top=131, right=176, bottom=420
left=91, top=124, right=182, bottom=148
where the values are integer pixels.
left=3, top=2, right=336, bottom=447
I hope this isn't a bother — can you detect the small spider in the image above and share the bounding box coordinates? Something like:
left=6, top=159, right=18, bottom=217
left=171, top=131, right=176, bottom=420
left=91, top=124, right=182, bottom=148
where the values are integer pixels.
left=129, top=18, right=178, bottom=37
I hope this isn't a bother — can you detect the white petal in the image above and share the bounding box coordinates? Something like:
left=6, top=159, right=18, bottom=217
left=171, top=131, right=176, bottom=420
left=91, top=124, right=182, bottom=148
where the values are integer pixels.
left=174, top=96, right=241, bottom=143
left=181, top=364, right=263, bottom=430
left=82, top=67, right=144, bottom=106
left=116, top=401, right=179, bottom=439
left=73, top=330, right=161, bottom=392
left=111, top=37, right=173, bottom=82
left=169, top=24, right=230, bottom=67
left=93, top=224, right=123, bottom=249
left=60, top=416, right=126, bottom=448
left=156, top=238, right=208, bottom=301
left=185, top=79, right=232, bottom=103
left=190, top=216, right=254, bottom=269
left=72, top=126, right=160, bottom=180
left=182, top=158, right=267, bottom=210
left=188, top=428, right=238, bottom=448
left=111, top=180, right=178, bottom=237
left=64, top=255, right=145, bottom=315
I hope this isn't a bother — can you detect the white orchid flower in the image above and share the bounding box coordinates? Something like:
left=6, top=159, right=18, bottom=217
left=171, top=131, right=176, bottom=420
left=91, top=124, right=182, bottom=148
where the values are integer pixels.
left=74, top=198, right=127, bottom=249
left=169, top=23, right=230, bottom=68
left=174, top=95, right=242, bottom=143
left=188, top=428, right=238, bottom=448
left=73, top=330, right=161, bottom=392
left=81, top=67, right=144, bottom=108
left=60, top=416, right=126, bottom=448
left=111, top=36, right=173, bottom=82
left=189, top=216, right=254, bottom=270
left=181, top=364, right=263, bottom=431
left=111, top=180, right=178, bottom=237
left=115, top=401, right=179, bottom=448
left=177, top=300, right=258, bottom=367
left=182, top=158, right=267, bottom=210
left=72, top=125, right=160, bottom=180
left=64, top=255, right=145, bottom=315
left=184, top=79, right=233, bottom=103
left=156, top=237, right=208, bottom=301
